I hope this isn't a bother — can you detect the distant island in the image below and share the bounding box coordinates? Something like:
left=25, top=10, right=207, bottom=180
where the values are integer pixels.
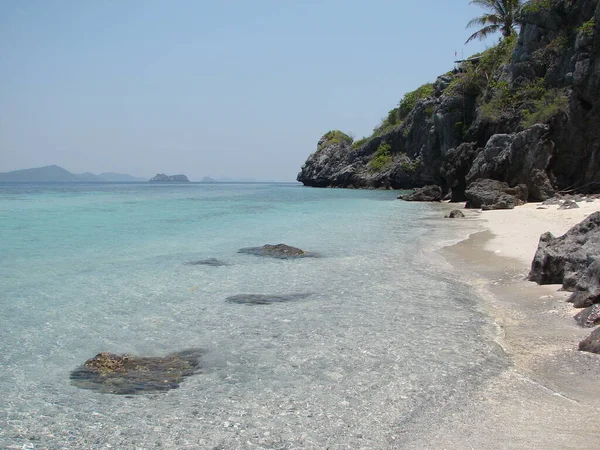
left=0, top=165, right=145, bottom=182
left=201, top=176, right=217, bottom=183
left=149, top=173, right=190, bottom=182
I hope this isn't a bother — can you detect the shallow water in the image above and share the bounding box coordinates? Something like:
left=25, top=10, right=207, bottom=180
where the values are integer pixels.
left=0, top=182, right=507, bottom=449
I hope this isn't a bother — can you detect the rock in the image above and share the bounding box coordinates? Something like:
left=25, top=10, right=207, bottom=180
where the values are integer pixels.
left=440, top=142, right=481, bottom=202
left=465, top=125, right=556, bottom=201
left=226, top=293, right=311, bottom=305
left=464, top=179, right=528, bottom=210
left=184, top=258, right=229, bottom=267
left=397, top=185, right=443, bottom=202
left=444, top=209, right=465, bottom=218
left=542, top=197, right=562, bottom=205
left=149, top=173, right=190, bottom=182
left=529, top=212, right=600, bottom=290
left=238, top=244, right=311, bottom=259
left=579, top=327, right=600, bottom=354
left=574, top=305, right=600, bottom=328
left=567, top=258, right=600, bottom=308
left=559, top=199, right=580, bottom=209
left=70, top=349, right=202, bottom=394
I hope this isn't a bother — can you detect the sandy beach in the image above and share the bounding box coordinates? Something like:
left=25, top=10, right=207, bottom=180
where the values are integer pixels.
left=412, top=201, right=600, bottom=449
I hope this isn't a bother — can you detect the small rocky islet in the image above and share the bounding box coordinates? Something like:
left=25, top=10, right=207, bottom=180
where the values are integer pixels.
left=70, top=349, right=202, bottom=395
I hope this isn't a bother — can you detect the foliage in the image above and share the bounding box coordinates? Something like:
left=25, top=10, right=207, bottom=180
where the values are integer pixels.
left=448, top=35, right=517, bottom=96
left=399, top=155, right=421, bottom=173
left=398, top=84, right=435, bottom=120
left=352, top=137, right=369, bottom=149
left=521, top=0, right=552, bottom=14
left=480, top=77, right=547, bottom=121
left=371, top=83, right=435, bottom=137
left=521, top=89, right=569, bottom=127
left=466, top=0, right=524, bottom=44
left=318, top=130, right=353, bottom=150
left=368, top=143, right=393, bottom=172
left=579, top=19, right=595, bottom=37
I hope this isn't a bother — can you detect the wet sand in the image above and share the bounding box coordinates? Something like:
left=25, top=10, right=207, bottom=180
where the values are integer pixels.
left=408, top=204, right=600, bottom=449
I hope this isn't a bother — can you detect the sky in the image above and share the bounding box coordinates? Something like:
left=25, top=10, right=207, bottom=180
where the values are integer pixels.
left=0, top=0, right=499, bottom=181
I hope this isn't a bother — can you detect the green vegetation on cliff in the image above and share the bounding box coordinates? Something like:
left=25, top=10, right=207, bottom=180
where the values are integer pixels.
left=368, top=143, right=392, bottom=171
left=318, top=130, right=353, bottom=150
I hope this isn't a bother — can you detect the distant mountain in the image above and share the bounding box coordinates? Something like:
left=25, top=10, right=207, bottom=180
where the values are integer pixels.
left=98, top=172, right=146, bottom=182
left=149, top=173, right=190, bottom=182
left=0, top=165, right=145, bottom=182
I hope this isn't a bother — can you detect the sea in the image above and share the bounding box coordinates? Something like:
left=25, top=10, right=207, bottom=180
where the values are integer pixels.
left=0, top=182, right=508, bottom=449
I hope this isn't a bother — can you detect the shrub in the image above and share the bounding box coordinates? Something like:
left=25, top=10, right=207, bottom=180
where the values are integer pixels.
left=398, top=83, right=435, bottom=120
left=318, top=130, right=353, bottom=150
left=352, top=137, right=369, bottom=149
left=369, top=142, right=392, bottom=172
left=521, top=89, right=568, bottom=127
left=522, top=0, right=553, bottom=15
left=579, top=19, right=595, bottom=37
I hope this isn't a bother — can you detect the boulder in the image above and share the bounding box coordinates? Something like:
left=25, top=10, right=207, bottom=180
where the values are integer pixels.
left=465, top=126, right=556, bottom=202
left=529, top=212, right=600, bottom=290
left=579, top=327, right=600, bottom=354
left=464, top=179, right=528, bottom=210
left=226, top=293, right=311, bottom=305
left=574, top=305, right=600, bottom=328
left=559, top=199, right=580, bottom=210
left=397, top=185, right=443, bottom=202
left=70, top=349, right=202, bottom=394
left=567, top=258, right=600, bottom=308
left=445, top=210, right=465, bottom=218
left=238, top=244, right=311, bottom=259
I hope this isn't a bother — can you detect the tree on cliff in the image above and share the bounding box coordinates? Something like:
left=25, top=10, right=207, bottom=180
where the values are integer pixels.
left=465, top=0, right=523, bottom=44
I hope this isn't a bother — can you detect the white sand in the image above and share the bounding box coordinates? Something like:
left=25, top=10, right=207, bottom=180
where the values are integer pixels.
left=414, top=201, right=600, bottom=449
left=481, top=201, right=600, bottom=267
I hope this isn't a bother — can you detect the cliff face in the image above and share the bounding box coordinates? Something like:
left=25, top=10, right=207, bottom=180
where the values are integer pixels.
left=298, top=0, right=600, bottom=200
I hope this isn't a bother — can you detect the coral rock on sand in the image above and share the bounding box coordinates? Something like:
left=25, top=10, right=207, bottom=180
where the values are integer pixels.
left=70, top=350, right=202, bottom=394
left=574, top=304, right=600, bottom=328
left=529, top=212, right=600, bottom=290
left=579, top=327, right=600, bottom=354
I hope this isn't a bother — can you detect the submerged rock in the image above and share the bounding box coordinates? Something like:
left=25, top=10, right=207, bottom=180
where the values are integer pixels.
left=529, top=212, right=600, bottom=290
left=184, top=258, right=229, bottom=267
left=444, top=209, right=465, bottom=219
left=397, top=185, right=443, bottom=202
left=226, top=293, right=311, bottom=305
left=465, top=179, right=528, bottom=210
left=579, top=327, right=600, bottom=354
left=238, top=244, right=311, bottom=259
left=70, top=349, right=202, bottom=394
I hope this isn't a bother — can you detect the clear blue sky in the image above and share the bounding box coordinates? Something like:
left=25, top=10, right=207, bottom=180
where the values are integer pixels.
left=1, top=0, right=499, bottom=181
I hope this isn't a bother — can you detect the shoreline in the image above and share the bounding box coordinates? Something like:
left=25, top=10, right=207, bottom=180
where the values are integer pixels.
left=414, top=202, right=600, bottom=449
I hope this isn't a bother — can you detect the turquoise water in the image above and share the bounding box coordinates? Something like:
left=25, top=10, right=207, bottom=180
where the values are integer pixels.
left=0, top=182, right=506, bottom=449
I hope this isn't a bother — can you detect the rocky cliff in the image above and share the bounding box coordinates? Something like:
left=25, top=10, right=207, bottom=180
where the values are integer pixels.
left=298, top=0, right=600, bottom=201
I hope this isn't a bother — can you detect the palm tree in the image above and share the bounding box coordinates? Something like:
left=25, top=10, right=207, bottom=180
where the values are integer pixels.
left=465, top=0, right=523, bottom=44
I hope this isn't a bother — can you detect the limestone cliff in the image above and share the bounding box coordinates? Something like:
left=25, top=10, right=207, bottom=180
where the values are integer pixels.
left=298, top=0, right=600, bottom=201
